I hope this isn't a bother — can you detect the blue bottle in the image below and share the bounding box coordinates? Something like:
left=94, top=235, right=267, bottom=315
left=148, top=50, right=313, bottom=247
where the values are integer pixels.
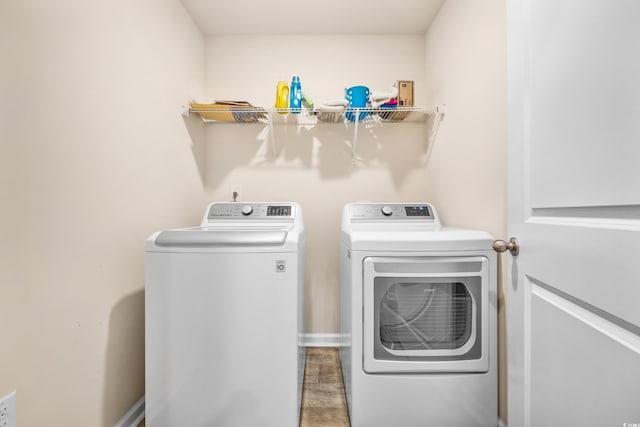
left=289, top=76, right=302, bottom=114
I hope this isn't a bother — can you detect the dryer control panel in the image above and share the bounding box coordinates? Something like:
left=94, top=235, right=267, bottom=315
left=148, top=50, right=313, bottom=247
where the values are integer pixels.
left=349, top=203, right=438, bottom=221
left=206, top=203, right=296, bottom=220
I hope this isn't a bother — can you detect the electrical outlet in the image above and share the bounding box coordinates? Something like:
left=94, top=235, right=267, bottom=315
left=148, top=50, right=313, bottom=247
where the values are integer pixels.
left=231, top=185, right=242, bottom=202
left=0, top=391, right=16, bottom=427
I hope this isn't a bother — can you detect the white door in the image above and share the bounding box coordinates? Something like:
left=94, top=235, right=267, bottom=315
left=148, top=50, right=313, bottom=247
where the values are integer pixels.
left=507, top=1, right=640, bottom=426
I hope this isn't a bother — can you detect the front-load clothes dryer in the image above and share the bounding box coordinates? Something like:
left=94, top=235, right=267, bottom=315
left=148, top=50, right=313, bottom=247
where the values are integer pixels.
left=340, top=202, right=497, bottom=427
left=145, top=202, right=305, bottom=427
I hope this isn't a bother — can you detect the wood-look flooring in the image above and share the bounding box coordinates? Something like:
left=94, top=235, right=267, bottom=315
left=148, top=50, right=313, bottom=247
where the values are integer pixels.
left=138, top=347, right=349, bottom=427
left=300, top=347, right=350, bottom=426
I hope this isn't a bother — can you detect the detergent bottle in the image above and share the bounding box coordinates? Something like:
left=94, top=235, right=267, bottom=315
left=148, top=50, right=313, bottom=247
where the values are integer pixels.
left=289, top=76, right=302, bottom=114
left=275, top=81, right=289, bottom=114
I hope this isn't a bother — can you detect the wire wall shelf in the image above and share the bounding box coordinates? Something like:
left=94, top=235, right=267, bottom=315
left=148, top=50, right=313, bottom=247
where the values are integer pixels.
left=185, top=105, right=442, bottom=125
left=182, top=105, right=446, bottom=162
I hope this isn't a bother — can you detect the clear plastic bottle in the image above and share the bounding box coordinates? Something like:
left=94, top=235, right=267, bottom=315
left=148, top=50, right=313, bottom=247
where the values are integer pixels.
left=289, top=76, right=302, bottom=114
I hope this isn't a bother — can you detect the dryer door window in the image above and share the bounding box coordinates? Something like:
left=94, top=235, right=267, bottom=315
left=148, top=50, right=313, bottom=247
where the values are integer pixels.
left=363, top=256, right=490, bottom=374
left=379, top=280, right=474, bottom=353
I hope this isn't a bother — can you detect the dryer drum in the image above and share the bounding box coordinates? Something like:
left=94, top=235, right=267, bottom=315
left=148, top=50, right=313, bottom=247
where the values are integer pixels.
left=379, top=282, right=472, bottom=351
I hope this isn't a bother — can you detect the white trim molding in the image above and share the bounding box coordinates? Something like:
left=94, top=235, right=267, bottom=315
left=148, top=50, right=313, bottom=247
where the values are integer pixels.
left=114, top=396, right=145, bottom=427
left=302, top=333, right=343, bottom=347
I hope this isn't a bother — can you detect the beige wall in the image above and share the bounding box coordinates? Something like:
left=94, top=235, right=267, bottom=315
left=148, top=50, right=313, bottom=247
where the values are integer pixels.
left=0, top=0, right=204, bottom=425
left=423, top=0, right=508, bottom=421
left=1, top=1, right=507, bottom=425
left=202, top=35, right=434, bottom=333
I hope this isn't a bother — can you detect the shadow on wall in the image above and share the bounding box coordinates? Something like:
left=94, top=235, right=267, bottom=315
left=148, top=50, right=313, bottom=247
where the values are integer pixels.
left=204, top=125, right=271, bottom=189
left=355, top=124, right=432, bottom=185
left=182, top=118, right=436, bottom=190
left=183, top=114, right=206, bottom=184
left=103, top=289, right=145, bottom=427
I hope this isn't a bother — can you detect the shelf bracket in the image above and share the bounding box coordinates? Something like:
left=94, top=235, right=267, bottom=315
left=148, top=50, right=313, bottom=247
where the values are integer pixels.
left=267, top=111, right=278, bottom=158
left=352, top=109, right=360, bottom=163
left=423, top=109, right=445, bottom=166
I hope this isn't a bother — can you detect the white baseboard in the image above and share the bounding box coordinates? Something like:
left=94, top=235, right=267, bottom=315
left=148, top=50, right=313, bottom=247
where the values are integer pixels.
left=498, top=418, right=507, bottom=427
left=114, top=396, right=145, bottom=427
left=302, top=333, right=342, bottom=347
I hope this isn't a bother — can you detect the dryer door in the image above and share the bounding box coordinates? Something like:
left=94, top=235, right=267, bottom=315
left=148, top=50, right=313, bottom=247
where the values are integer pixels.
left=363, top=256, right=489, bottom=373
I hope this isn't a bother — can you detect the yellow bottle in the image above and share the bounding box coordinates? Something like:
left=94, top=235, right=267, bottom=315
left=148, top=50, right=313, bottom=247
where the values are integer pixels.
left=275, top=81, right=289, bottom=114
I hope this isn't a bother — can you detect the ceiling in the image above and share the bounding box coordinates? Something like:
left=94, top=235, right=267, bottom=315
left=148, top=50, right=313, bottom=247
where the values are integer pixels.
left=180, top=0, right=446, bottom=35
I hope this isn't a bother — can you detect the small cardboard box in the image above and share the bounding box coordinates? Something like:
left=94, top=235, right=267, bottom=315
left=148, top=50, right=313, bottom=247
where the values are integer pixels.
left=397, top=80, right=414, bottom=107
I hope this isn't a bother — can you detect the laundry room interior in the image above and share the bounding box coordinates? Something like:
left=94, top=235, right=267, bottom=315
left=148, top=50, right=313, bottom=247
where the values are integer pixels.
left=5, top=0, right=517, bottom=425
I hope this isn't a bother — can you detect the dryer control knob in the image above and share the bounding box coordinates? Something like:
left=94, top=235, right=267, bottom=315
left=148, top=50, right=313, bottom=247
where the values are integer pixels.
left=381, top=206, right=393, bottom=216
left=241, top=205, right=253, bottom=216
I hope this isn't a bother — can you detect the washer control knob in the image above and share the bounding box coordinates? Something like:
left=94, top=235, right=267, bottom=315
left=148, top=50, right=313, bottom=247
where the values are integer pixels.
left=381, top=206, right=393, bottom=216
left=241, top=205, right=253, bottom=216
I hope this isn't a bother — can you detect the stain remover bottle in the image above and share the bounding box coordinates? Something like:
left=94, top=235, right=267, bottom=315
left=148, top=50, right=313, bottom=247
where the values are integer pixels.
left=289, top=75, right=302, bottom=114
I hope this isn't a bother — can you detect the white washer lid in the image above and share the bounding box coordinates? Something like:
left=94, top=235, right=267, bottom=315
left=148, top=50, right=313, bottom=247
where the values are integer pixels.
left=154, top=226, right=290, bottom=247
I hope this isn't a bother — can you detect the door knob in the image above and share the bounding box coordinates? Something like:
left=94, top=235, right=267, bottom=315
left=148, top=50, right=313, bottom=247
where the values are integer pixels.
left=493, top=237, right=519, bottom=256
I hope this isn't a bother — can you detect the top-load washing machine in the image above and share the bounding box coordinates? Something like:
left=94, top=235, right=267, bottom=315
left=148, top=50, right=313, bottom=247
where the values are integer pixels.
left=340, top=202, right=497, bottom=427
left=145, top=202, right=305, bottom=427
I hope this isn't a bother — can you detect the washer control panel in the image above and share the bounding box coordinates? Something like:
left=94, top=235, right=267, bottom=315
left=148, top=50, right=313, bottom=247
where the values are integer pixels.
left=349, top=203, right=435, bottom=220
left=207, top=203, right=295, bottom=220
